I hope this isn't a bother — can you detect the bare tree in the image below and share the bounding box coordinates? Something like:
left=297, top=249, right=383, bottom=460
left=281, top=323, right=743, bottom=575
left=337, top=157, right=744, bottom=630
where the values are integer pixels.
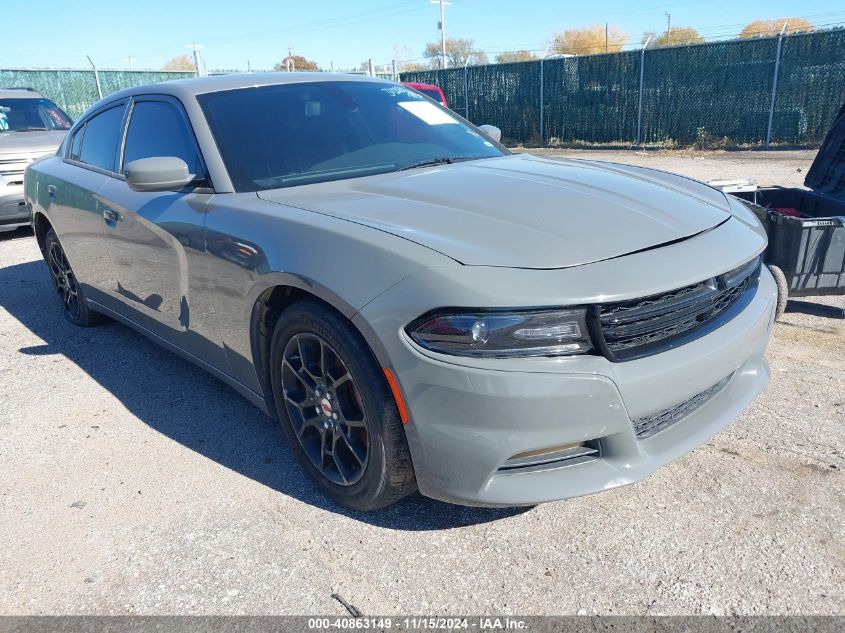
left=162, top=54, right=196, bottom=71
left=424, top=38, right=487, bottom=68
left=740, top=18, right=814, bottom=38
left=495, top=50, right=538, bottom=63
left=650, top=26, right=704, bottom=47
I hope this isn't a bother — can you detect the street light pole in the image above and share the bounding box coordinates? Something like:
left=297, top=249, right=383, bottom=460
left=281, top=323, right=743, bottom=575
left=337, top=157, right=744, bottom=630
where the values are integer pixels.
left=431, top=0, right=451, bottom=69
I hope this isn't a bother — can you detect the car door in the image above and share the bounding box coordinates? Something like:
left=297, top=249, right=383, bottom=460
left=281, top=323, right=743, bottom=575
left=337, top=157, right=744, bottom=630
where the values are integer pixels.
left=48, top=101, right=127, bottom=306
left=99, top=95, right=226, bottom=368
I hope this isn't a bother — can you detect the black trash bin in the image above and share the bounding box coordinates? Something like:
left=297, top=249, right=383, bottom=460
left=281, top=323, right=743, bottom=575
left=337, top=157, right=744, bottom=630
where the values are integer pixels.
left=728, top=101, right=845, bottom=318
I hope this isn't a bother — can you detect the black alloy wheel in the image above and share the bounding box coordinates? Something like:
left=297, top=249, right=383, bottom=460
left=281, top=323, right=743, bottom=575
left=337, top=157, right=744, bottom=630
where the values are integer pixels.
left=281, top=332, right=370, bottom=486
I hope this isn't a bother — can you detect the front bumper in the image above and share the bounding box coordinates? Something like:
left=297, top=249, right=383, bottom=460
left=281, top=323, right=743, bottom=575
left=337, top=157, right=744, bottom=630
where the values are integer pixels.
left=0, top=185, right=30, bottom=231
left=357, top=266, right=776, bottom=506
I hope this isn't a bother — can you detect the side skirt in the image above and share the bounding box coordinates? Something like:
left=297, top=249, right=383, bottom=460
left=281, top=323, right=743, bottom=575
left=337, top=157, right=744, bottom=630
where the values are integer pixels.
left=88, top=298, right=276, bottom=418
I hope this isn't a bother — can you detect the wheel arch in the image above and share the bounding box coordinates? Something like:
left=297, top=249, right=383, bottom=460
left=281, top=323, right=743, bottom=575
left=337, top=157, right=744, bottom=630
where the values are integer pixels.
left=32, top=212, right=53, bottom=257
left=249, top=278, right=392, bottom=403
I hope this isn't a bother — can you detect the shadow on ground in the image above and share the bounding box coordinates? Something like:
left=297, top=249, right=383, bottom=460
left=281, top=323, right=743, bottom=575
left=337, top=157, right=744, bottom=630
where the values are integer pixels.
left=1, top=250, right=529, bottom=530
left=785, top=299, right=844, bottom=319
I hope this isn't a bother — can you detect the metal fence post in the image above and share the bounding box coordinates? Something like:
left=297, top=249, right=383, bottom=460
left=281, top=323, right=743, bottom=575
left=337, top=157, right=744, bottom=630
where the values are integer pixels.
left=766, top=26, right=787, bottom=146
left=635, top=37, right=650, bottom=148
left=539, top=58, right=544, bottom=144
left=464, top=64, right=469, bottom=120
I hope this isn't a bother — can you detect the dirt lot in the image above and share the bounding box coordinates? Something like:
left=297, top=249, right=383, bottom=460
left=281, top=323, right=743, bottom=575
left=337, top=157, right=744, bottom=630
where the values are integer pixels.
left=0, top=150, right=843, bottom=616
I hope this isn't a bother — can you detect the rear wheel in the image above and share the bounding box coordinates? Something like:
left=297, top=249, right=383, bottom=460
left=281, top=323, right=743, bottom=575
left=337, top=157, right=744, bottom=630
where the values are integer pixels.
left=767, top=264, right=789, bottom=320
left=270, top=301, right=416, bottom=510
left=44, top=229, right=106, bottom=327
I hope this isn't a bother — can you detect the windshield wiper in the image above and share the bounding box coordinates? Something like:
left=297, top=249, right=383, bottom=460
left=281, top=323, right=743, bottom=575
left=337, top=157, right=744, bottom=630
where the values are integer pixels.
left=399, top=156, right=478, bottom=171
left=14, top=127, right=50, bottom=132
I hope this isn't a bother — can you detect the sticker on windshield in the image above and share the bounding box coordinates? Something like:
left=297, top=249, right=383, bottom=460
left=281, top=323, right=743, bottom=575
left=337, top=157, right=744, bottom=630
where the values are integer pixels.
left=397, top=100, right=458, bottom=125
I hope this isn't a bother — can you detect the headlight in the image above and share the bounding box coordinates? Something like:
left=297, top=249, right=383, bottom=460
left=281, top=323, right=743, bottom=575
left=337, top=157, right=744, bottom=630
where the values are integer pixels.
left=406, top=308, right=594, bottom=357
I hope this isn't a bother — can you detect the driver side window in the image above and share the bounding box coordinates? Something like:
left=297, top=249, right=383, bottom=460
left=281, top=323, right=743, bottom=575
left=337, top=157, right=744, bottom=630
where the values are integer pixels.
left=122, top=100, right=201, bottom=177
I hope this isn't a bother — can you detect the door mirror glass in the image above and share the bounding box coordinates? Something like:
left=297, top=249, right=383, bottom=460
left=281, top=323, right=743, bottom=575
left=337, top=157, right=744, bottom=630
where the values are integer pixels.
left=125, top=157, right=193, bottom=192
left=478, top=124, right=502, bottom=143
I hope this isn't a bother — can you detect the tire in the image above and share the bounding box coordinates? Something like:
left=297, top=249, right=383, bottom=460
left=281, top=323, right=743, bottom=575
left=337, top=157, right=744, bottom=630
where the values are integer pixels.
left=270, top=301, right=416, bottom=511
left=767, top=264, right=789, bottom=321
left=44, top=229, right=107, bottom=327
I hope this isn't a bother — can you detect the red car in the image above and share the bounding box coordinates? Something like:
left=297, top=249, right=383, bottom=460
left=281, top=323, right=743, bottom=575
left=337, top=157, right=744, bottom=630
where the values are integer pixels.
left=402, top=82, right=448, bottom=108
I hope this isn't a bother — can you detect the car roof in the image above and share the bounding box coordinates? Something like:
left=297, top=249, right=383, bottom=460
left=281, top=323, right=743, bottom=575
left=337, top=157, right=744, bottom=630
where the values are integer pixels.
left=0, top=88, right=45, bottom=99
left=104, top=72, right=393, bottom=103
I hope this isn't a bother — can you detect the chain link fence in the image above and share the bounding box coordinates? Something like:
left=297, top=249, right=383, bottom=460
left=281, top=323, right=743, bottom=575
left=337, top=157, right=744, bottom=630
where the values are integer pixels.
left=401, top=29, right=845, bottom=148
left=0, top=69, right=195, bottom=120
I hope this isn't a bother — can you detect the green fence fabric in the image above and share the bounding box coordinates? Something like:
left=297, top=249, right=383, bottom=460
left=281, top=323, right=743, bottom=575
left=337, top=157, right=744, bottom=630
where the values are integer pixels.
left=0, top=69, right=195, bottom=120
left=401, top=29, right=845, bottom=147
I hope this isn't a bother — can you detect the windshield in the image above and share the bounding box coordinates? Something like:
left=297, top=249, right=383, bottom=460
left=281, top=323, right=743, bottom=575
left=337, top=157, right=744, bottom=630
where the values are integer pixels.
left=0, top=97, right=72, bottom=131
left=198, top=81, right=505, bottom=191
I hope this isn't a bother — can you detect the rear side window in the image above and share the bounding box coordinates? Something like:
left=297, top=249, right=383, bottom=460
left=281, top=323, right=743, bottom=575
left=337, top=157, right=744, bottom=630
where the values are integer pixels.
left=69, top=126, right=84, bottom=161
left=78, top=105, right=125, bottom=172
left=122, top=101, right=200, bottom=175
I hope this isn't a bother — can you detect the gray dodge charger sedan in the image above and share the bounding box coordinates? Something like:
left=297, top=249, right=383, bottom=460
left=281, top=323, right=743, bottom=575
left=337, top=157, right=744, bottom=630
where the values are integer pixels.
left=25, top=73, right=776, bottom=510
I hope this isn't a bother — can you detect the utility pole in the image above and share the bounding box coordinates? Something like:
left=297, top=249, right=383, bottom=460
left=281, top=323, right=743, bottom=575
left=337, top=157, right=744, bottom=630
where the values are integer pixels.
left=186, top=43, right=205, bottom=77
left=123, top=56, right=136, bottom=70
left=287, top=45, right=295, bottom=72
left=605, top=22, right=608, bottom=53
left=431, top=0, right=451, bottom=69
left=665, top=13, right=671, bottom=46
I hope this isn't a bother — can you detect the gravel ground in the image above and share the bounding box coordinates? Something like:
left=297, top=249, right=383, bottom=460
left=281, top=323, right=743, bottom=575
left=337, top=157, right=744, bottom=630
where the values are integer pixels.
left=0, top=150, right=843, bottom=616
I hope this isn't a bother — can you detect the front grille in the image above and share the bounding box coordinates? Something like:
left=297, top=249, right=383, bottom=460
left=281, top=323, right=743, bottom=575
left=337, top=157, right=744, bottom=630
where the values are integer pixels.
left=632, top=373, right=733, bottom=439
left=593, top=257, right=760, bottom=361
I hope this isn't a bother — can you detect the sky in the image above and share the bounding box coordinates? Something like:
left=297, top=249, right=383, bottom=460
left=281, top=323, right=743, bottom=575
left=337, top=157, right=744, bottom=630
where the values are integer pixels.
left=3, top=0, right=845, bottom=72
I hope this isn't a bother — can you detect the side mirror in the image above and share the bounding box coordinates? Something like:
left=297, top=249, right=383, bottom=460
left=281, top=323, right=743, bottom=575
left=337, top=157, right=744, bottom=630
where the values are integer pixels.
left=125, top=157, right=193, bottom=192
left=478, top=124, right=502, bottom=143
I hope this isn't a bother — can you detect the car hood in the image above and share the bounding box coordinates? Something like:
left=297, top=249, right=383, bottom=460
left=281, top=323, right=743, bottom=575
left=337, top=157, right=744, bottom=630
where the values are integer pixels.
left=257, top=153, right=732, bottom=269
left=0, top=130, right=67, bottom=157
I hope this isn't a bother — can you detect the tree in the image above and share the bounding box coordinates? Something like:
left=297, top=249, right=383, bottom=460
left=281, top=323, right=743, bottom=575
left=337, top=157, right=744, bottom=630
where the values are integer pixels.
left=551, top=24, right=627, bottom=56
left=400, top=62, right=429, bottom=72
left=650, top=26, right=704, bottom=47
left=495, top=50, right=538, bottom=63
left=423, top=38, right=488, bottom=68
left=740, top=18, right=814, bottom=38
left=162, top=54, right=196, bottom=72
left=273, top=55, right=320, bottom=72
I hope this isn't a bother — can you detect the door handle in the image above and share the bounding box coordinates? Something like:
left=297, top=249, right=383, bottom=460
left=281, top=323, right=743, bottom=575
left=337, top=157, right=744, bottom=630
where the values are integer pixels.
left=102, top=208, right=121, bottom=225
left=47, top=184, right=57, bottom=199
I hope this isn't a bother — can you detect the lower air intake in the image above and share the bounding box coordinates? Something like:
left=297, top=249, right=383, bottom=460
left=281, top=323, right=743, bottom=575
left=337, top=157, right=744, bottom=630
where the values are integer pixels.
left=632, top=373, right=733, bottom=439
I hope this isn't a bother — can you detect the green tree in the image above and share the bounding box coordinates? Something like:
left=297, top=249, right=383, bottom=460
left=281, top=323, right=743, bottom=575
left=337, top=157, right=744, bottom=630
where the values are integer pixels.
left=424, top=38, right=487, bottom=68
left=273, top=55, right=320, bottom=72
left=495, top=50, right=538, bottom=63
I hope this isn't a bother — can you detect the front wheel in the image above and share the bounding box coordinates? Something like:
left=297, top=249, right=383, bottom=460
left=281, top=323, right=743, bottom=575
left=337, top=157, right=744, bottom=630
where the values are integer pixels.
left=44, top=229, right=106, bottom=327
left=270, top=301, right=416, bottom=510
